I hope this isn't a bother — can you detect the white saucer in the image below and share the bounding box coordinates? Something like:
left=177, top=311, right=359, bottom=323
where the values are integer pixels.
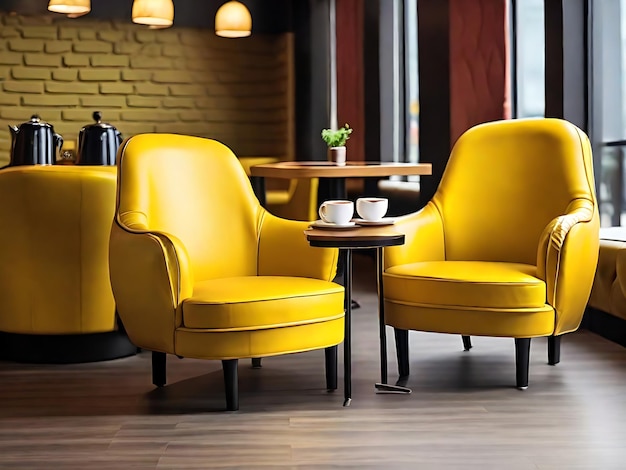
left=310, top=220, right=356, bottom=230
left=353, top=217, right=396, bottom=226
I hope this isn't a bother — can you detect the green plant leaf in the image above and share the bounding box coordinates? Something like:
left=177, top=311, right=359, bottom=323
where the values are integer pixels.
left=321, top=123, right=353, bottom=147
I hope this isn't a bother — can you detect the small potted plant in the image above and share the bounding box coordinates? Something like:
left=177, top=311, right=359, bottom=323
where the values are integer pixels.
left=321, top=123, right=353, bottom=166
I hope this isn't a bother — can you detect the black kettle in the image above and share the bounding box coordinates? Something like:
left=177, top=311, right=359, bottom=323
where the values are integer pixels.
left=7, top=115, right=63, bottom=167
left=76, top=111, right=123, bottom=166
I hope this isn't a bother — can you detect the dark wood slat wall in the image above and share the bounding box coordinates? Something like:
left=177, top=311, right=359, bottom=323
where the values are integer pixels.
left=336, top=0, right=365, bottom=162
left=544, top=0, right=588, bottom=132
left=293, top=0, right=331, bottom=162
left=417, top=0, right=451, bottom=204
left=363, top=0, right=381, bottom=164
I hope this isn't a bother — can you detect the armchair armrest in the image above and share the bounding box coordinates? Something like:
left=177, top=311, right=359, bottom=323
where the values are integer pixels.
left=536, top=200, right=599, bottom=334
left=384, top=202, right=446, bottom=269
left=257, top=211, right=339, bottom=281
left=109, top=219, right=193, bottom=353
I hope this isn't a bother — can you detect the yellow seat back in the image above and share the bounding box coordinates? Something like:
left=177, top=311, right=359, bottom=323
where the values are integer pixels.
left=436, top=118, right=597, bottom=265
left=117, top=133, right=263, bottom=282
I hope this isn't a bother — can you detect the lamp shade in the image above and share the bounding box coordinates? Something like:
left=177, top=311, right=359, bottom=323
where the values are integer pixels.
left=215, top=1, right=252, bottom=38
left=132, top=0, right=174, bottom=27
left=48, top=0, right=90, bottom=15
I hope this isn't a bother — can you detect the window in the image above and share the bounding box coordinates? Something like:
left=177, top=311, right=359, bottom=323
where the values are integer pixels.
left=590, top=0, right=626, bottom=226
left=379, top=0, right=419, bottom=185
left=513, top=0, right=545, bottom=118
left=405, top=0, right=419, bottom=167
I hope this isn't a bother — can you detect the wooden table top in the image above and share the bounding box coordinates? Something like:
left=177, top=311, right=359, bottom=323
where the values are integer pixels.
left=304, top=224, right=405, bottom=249
left=250, top=161, right=432, bottom=179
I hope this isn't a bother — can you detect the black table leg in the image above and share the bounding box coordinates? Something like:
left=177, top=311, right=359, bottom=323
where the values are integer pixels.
left=330, top=177, right=347, bottom=200
left=250, top=176, right=266, bottom=207
left=374, top=247, right=412, bottom=394
left=342, top=248, right=352, bottom=406
left=377, top=248, right=388, bottom=384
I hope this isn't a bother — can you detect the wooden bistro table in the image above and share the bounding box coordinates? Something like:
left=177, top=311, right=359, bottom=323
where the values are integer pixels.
left=304, top=224, right=412, bottom=407
left=249, top=160, right=432, bottom=205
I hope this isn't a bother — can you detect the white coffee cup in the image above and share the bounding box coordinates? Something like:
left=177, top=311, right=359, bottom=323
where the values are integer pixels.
left=356, top=197, right=388, bottom=221
left=319, top=200, right=354, bottom=225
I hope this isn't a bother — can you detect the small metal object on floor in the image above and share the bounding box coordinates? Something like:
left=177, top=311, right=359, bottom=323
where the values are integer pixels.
left=375, top=383, right=412, bottom=394
left=374, top=246, right=412, bottom=395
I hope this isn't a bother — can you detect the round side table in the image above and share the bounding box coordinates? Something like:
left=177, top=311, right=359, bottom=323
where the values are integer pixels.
left=304, top=225, right=411, bottom=406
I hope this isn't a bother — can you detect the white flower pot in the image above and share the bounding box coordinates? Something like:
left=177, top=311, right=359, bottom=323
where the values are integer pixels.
left=327, top=146, right=346, bottom=166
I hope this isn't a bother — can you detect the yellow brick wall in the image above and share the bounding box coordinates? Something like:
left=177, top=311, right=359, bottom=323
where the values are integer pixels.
left=0, top=13, right=292, bottom=166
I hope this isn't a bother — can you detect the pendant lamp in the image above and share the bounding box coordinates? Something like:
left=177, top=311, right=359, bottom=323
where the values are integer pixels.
left=48, top=0, right=91, bottom=17
left=215, top=1, right=252, bottom=38
left=132, top=0, right=174, bottom=28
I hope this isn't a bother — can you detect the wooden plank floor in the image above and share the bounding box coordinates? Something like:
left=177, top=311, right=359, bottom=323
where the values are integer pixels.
left=2, top=253, right=626, bottom=469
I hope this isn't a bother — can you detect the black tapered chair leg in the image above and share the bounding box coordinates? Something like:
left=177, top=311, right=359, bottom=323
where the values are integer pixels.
left=152, top=351, right=166, bottom=387
left=325, top=345, right=338, bottom=390
left=394, top=328, right=410, bottom=378
left=514, top=338, right=531, bottom=389
left=462, top=335, right=472, bottom=351
left=222, top=359, right=239, bottom=411
left=548, top=335, right=561, bottom=365
left=251, top=358, right=262, bottom=369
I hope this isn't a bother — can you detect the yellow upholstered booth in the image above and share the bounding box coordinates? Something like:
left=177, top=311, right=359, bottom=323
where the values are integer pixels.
left=587, top=227, right=626, bottom=322
left=109, top=134, right=344, bottom=410
left=0, top=165, right=136, bottom=363
left=264, top=177, right=319, bottom=221
left=382, top=118, right=599, bottom=388
left=238, top=157, right=319, bottom=221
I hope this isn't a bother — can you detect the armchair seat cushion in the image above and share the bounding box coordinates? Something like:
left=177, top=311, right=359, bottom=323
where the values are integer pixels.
left=384, top=261, right=546, bottom=309
left=183, top=276, right=344, bottom=330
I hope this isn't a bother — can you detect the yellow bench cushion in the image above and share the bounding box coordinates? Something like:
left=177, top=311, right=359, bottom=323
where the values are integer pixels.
left=183, top=276, right=344, bottom=330
left=588, top=228, right=626, bottom=321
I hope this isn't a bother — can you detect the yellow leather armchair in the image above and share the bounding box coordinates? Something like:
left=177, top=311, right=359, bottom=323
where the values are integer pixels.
left=382, top=118, right=599, bottom=388
left=109, top=134, right=344, bottom=410
left=0, top=165, right=136, bottom=363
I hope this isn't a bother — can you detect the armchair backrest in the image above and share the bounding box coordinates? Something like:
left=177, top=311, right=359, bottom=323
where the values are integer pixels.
left=116, top=134, right=263, bottom=281
left=433, top=118, right=597, bottom=264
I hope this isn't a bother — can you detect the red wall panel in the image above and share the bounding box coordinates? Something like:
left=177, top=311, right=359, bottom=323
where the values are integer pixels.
left=449, top=0, right=510, bottom=146
left=336, top=0, right=365, bottom=161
